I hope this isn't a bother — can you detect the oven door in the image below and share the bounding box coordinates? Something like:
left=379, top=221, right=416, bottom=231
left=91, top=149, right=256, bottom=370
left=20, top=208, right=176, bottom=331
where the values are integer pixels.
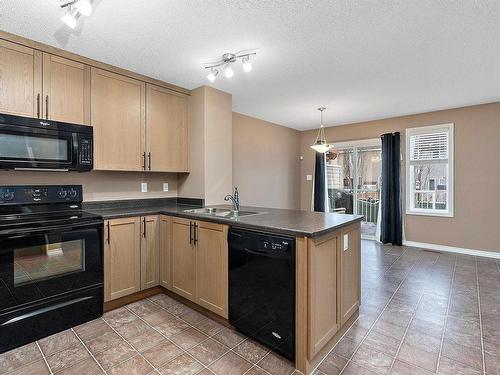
left=0, top=124, right=74, bottom=170
left=0, top=222, right=103, bottom=313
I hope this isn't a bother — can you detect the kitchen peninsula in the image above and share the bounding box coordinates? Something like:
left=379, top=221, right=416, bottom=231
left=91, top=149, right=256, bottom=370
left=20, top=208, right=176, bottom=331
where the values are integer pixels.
left=85, top=199, right=363, bottom=374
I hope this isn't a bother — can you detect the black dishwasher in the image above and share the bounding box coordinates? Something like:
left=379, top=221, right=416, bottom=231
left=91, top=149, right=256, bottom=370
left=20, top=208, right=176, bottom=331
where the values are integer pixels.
left=228, top=228, right=295, bottom=361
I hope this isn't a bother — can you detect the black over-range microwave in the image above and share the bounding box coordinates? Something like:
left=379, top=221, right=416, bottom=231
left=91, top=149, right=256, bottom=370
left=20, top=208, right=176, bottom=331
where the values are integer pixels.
left=0, top=113, right=93, bottom=171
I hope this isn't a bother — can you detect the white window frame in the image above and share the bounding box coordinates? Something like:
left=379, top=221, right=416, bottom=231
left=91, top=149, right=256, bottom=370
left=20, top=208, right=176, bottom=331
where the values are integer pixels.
left=406, top=123, right=454, bottom=217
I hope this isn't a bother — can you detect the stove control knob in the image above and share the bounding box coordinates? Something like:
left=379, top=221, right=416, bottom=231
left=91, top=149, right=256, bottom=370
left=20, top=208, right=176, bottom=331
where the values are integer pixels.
left=2, top=191, right=14, bottom=201
left=58, top=190, right=67, bottom=199
left=69, top=189, right=77, bottom=198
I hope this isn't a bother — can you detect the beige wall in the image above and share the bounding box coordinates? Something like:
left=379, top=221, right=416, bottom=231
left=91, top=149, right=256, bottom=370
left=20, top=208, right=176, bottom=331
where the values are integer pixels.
left=300, top=102, right=500, bottom=253
left=178, top=88, right=205, bottom=199
left=233, top=112, right=301, bottom=209
left=178, top=86, right=233, bottom=205
left=0, top=171, right=178, bottom=201
left=204, top=87, right=233, bottom=205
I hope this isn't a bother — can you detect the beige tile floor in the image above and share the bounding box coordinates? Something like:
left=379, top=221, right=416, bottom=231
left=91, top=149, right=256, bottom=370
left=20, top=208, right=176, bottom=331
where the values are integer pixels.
left=1, top=240, right=498, bottom=375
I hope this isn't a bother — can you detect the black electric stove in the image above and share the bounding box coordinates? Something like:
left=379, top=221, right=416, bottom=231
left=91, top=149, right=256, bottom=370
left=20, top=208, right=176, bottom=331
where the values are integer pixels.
left=0, top=185, right=104, bottom=353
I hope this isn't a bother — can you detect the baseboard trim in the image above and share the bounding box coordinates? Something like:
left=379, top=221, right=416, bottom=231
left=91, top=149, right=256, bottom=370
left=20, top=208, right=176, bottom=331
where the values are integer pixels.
left=403, top=240, right=500, bottom=260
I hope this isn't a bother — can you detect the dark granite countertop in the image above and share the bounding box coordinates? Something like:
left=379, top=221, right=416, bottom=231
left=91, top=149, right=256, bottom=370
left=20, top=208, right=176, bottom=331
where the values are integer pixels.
left=83, top=198, right=363, bottom=237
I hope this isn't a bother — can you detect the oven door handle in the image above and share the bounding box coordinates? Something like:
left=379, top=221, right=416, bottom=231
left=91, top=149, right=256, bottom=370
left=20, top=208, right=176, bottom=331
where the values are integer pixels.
left=2, top=221, right=103, bottom=239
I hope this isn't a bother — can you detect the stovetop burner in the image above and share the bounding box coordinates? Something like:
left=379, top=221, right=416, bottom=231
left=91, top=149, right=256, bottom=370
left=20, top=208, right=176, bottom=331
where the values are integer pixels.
left=0, top=185, right=102, bottom=234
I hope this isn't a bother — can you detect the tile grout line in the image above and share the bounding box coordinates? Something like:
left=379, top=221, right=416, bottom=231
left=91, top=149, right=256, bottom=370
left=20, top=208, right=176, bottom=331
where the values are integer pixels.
left=337, top=248, right=428, bottom=374
left=35, top=341, right=54, bottom=375
left=434, top=253, right=458, bottom=375
left=475, top=257, right=486, bottom=375
left=142, top=297, right=277, bottom=373
left=71, top=326, right=109, bottom=375
left=100, top=315, right=162, bottom=374
left=124, top=304, right=245, bottom=374
left=387, top=292, right=425, bottom=373
left=124, top=304, right=216, bottom=373
left=311, top=246, right=410, bottom=375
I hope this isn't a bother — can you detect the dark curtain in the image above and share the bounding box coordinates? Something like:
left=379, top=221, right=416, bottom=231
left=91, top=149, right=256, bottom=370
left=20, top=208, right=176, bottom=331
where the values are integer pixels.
left=313, top=152, right=326, bottom=212
left=380, top=132, right=402, bottom=245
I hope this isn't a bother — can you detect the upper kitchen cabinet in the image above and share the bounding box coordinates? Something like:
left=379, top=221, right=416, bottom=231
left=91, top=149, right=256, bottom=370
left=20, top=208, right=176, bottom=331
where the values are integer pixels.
left=0, top=40, right=42, bottom=118
left=91, top=68, right=145, bottom=171
left=42, top=53, right=90, bottom=124
left=146, top=84, right=189, bottom=172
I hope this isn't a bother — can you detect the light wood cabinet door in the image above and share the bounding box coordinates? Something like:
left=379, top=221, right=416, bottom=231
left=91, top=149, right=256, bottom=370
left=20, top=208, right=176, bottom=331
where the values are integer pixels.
left=91, top=68, right=145, bottom=171
left=340, top=223, right=361, bottom=325
left=195, top=221, right=228, bottom=318
left=0, top=40, right=42, bottom=117
left=141, top=215, right=160, bottom=290
left=171, top=217, right=196, bottom=301
left=146, top=84, right=189, bottom=172
left=42, top=53, right=90, bottom=124
left=308, top=230, right=340, bottom=358
left=104, top=217, right=141, bottom=302
left=159, top=215, right=172, bottom=289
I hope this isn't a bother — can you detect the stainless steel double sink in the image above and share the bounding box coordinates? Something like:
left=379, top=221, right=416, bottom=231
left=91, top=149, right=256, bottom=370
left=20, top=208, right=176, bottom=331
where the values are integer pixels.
left=183, top=207, right=264, bottom=219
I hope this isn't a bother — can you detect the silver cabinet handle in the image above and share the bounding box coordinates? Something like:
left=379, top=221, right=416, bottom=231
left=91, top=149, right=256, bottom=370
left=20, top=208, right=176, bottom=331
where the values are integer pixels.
left=45, top=95, right=49, bottom=119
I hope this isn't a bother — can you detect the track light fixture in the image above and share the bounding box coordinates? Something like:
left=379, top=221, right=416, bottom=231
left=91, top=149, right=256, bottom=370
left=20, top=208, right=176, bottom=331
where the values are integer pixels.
left=60, top=0, right=93, bottom=29
left=203, top=50, right=257, bottom=82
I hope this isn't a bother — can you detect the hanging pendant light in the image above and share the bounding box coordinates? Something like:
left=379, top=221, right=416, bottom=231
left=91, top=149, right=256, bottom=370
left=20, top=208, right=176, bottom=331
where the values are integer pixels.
left=310, top=107, right=333, bottom=153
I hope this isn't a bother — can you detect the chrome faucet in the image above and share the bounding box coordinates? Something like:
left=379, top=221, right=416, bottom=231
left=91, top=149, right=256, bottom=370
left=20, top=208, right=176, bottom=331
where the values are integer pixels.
left=224, top=187, right=240, bottom=212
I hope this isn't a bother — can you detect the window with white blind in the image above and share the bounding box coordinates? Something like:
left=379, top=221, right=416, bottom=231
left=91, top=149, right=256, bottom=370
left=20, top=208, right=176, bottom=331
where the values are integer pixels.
left=406, top=123, right=454, bottom=216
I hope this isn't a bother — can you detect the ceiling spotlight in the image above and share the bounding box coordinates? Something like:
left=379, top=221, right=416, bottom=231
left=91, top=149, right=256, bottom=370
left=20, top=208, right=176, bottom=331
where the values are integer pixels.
left=61, top=9, right=80, bottom=29
left=224, top=65, right=234, bottom=78
left=242, top=56, right=252, bottom=72
left=203, top=49, right=257, bottom=81
left=207, top=68, right=218, bottom=83
left=74, top=0, right=92, bottom=16
left=60, top=0, right=92, bottom=29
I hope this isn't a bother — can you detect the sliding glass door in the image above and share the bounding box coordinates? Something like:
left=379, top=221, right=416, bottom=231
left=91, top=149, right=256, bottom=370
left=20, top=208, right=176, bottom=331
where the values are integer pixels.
left=326, top=140, right=382, bottom=239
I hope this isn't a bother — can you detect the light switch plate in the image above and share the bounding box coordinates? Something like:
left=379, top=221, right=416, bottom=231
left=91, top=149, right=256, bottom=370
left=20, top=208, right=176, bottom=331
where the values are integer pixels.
left=141, top=183, right=148, bottom=193
left=343, top=234, right=349, bottom=251
left=163, top=183, right=169, bottom=192
left=306, top=174, right=313, bottom=181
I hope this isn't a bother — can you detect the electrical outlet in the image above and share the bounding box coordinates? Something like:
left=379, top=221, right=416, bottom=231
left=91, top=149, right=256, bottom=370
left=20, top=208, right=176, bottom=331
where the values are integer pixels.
left=141, top=183, right=148, bottom=193
left=306, top=174, right=313, bottom=181
left=163, top=183, right=169, bottom=192
left=343, top=234, right=349, bottom=251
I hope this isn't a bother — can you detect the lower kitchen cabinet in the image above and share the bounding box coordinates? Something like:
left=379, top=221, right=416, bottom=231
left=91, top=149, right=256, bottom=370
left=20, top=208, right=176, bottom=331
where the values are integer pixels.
left=104, top=215, right=159, bottom=302
left=162, top=215, right=228, bottom=318
left=339, top=223, right=361, bottom=325
left=196, top=221, right=228, bottom=317
left=141, top=215, right=160, bottom=290
left=304, top=223, right=361, bottom=359
left=171, top=217, right=197, bottom=300
left=159, top=215, right=172, bottom=289
left=307, top=230, right=341, bottom=358
left=104, top=217, right=141, bottom=302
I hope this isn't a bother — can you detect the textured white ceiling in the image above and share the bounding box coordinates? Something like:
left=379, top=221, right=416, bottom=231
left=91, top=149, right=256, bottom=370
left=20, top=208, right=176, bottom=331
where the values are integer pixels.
left=1, top=1, right=500, bottom=130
